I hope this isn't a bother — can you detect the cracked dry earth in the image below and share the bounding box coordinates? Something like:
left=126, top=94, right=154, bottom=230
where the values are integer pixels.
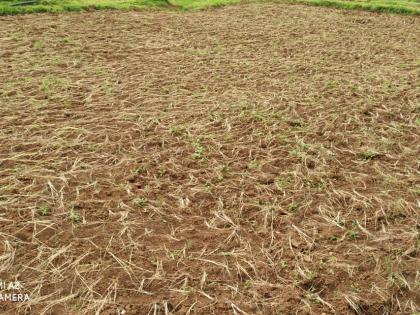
left=0, top=3, right=419, bottom=315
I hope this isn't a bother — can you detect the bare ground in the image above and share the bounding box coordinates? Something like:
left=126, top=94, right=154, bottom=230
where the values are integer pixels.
left=0, top=4, right=419, bottom=314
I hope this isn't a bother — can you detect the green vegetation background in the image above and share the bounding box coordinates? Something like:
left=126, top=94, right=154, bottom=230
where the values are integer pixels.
left=0, top=0, right=419, bottom=16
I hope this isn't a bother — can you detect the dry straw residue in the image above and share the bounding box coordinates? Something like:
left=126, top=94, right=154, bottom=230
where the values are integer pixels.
left=0, top=4, right=419, bottom=314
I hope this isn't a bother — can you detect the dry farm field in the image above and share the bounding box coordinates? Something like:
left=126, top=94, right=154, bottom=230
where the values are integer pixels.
left=0, top=3, right=419, bottom=314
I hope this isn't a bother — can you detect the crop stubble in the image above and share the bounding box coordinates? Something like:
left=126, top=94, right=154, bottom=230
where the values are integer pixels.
left=0, top=3, right=419, bottom=314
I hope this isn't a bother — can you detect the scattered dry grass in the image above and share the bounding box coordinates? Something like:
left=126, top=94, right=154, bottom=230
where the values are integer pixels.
left=0, top=3, right=419, bottom=314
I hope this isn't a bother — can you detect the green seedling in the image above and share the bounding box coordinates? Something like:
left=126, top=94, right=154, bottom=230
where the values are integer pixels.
left=360, top=150, right=380, bottom=161
left=248, top=160, right=259, bottom=170
left=69, top=209, right=81, bottom=223
left=39, top=206, right=50, bottom=216
left=157, top=168, right=166, bottom=177
left=192, top=141, right=205, bottom=159
left=134, top=198, right=147, bottom=207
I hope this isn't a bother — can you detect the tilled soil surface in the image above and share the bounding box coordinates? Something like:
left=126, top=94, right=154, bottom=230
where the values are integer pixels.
left=0, top=4, right=419, bottom=314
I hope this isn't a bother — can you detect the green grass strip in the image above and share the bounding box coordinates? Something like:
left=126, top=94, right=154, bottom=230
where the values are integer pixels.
left=0, top=0, right=418, bottom=15
left=281, top=0, right=420, bottom=15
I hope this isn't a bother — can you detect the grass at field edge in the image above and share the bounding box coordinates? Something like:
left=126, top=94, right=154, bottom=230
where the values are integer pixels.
left=282, top=0, right=420, bottom=15
left=0, top=0, right=418, bottom=17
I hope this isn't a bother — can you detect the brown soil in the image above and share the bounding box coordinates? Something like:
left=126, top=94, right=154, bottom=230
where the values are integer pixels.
left=0, top=3, right=419, bottom=314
